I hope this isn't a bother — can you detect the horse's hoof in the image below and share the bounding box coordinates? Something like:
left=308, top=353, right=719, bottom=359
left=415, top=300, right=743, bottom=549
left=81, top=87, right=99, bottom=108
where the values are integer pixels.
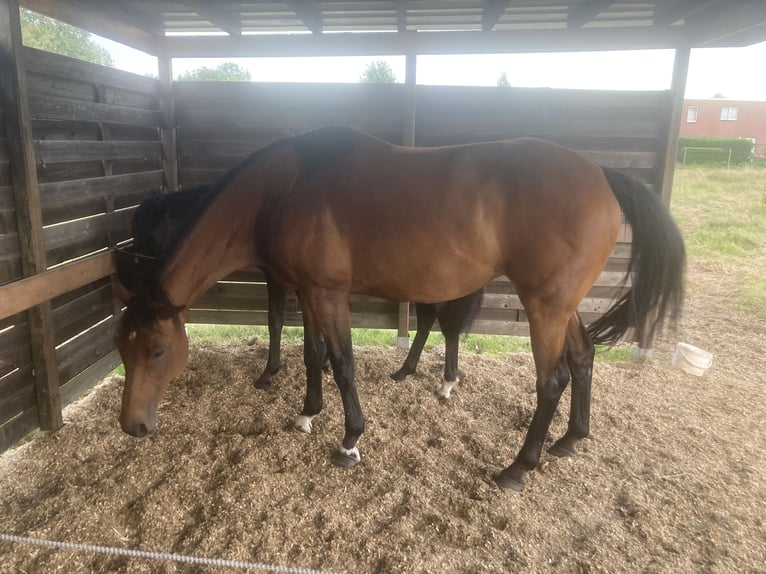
left=493, top=467, right=525, bottom=492
left=294, top=415, right=315, bottom=434
left=436, top=377, right=458, bottom=399
left=331, top=446, right=360, bottom=468
left=253, top=378, right=272, bottom=390
left=390, top=368, right=412, bottom=381
left=549, top=441, right=577, bottom=458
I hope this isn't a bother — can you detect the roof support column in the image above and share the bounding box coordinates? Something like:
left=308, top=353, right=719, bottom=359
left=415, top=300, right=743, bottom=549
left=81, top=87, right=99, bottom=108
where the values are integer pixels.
left=0, top=0, right=63, bottom=430
left=397, top=52, right=417, bottom=349
left=158, top=51, right=179, bottom=193
left=657, top=47, right=690, bottom=207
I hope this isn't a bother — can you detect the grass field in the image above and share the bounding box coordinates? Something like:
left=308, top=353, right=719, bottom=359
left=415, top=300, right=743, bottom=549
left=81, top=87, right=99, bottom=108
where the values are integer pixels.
left=671, top=166, right=766, bottom=319
left=172, top=165, right=765, bottom=366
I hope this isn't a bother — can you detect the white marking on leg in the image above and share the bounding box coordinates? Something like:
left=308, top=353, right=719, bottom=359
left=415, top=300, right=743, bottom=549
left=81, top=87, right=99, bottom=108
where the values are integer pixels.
left=294, top=414, right=315, bottom=434
left=338, top=445, right=360, bottom=462
left=437, top=376, right=459, bottom=399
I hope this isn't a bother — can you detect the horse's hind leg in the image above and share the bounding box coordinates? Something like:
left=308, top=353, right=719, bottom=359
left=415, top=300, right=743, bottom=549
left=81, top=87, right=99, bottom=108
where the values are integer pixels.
left=437, top=313, right=460, bottom=399
left=254, top=271, right=287, bottom=389
left=494, top=306, right=571, bottom=492
left=303, top=288, right=365, bottom=468
left=550, top=313, right=594, bottom=458
left=391, top=303, right=436, bottom=381
left=293, top=293, right=325, bottom=434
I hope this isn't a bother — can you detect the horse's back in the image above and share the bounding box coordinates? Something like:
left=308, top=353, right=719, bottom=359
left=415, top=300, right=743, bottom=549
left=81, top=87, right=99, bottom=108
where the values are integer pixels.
left=265, top=129, right=621, bottom=304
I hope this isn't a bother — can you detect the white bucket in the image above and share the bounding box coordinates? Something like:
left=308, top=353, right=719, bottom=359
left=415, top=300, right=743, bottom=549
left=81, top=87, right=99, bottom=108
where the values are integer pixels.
left=672, top=343, right=713, bottom=376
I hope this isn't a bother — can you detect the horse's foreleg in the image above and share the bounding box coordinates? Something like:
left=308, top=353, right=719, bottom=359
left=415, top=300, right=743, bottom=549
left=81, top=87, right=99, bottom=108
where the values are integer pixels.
left=390, top=303, right=436, bottom=381
left=254, top=271, right=287, bottom=389
left=495, top=307, right=570, bottom=492
left=305, top=288, right=365, bottom=468
left=549, top=313, right=594, bottom=457
left=293, top=294, right=324, bottom=434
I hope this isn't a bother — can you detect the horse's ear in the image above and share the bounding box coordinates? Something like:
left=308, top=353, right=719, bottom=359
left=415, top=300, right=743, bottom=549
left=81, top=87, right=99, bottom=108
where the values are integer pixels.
left=112, top=278, right=134, bottom=303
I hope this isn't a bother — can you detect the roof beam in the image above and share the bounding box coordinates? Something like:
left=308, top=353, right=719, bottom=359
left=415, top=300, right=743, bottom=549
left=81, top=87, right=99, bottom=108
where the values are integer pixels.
left=482, top=1, right=511, bottom=32
left=182, top=0, right=241, bottom=36
left=396, top=0, right=408, bottom=33
left=21, top=0, right=162, bottom=54
left=287, top=1, right=322, bottom=34
left=686, top=0, right=766, bottom=46
left=567, top=0, right=614, bottom=29
left=164, top=26, right=693, bottom=59
left=653, top=0, right=718, bottom=27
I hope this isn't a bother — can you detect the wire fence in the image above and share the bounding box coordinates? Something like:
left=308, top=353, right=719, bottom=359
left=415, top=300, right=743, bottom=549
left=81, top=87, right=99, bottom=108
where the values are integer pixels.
left=0, top=533, right=341, bottom=574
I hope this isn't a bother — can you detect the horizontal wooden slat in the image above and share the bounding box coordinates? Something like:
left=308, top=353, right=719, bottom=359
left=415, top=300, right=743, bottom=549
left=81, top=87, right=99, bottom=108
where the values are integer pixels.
left=28, top=95, right=161, bottom=127
left=23, top=47, right=160, bottom=98
left=56, top=316, right=117, bottom=384
left=52, top=283, right=114, bottom=346
left=40, top=171, right=163, bottom=225
left=0, top=407, right=38, bottom=454
left=44, top=209, right=134, bottom=267
left=34, top=140, right=162, bottom=164
left=59, top=349, right=121, bottom=406
left=0, top=252, right=115, bottom=321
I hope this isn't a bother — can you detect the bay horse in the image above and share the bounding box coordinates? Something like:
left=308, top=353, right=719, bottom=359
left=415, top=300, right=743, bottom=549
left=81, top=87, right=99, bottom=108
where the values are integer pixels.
left=123, top=186, right=483, bottom=398
left=114, top=126, right=685, bottom=491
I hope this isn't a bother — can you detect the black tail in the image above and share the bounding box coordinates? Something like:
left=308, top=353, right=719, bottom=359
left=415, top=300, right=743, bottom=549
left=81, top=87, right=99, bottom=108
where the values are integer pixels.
left=587, top=168, right=686, bottom=346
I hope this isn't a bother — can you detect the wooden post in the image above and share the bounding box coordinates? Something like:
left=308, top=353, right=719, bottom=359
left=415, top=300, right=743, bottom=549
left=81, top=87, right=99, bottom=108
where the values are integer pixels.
left=396, top=52, right=417, bottom=349
left=656, top=47, right=690, bottom=207
left=638, top=46, right=690, bottom=358
left=158, top=51, right=178, bottom=193
left=0, top=0, right=63, bottom=430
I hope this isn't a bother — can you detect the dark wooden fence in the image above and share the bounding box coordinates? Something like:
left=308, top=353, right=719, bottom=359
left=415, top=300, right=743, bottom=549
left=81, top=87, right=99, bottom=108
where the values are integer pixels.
left=0, top=48, right=164, bottom=451
left=1, top=56, right=671, bottom=453
left=175, top=81, right=660, bottom=334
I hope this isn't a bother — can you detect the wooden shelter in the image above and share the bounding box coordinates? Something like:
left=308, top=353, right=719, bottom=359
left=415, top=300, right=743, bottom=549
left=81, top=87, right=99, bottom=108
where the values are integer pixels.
left=2, top=0, right=766, bottom=453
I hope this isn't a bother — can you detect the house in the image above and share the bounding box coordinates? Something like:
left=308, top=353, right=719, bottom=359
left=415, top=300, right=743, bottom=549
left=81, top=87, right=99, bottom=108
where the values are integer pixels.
left=681, top=98, right=766, bottom=157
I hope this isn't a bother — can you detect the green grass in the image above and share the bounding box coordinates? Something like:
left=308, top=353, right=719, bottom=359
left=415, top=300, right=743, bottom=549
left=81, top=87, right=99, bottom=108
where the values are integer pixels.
left=671, top=166, right=766, bottom=318
left=181, top=324, right=633, bottom=363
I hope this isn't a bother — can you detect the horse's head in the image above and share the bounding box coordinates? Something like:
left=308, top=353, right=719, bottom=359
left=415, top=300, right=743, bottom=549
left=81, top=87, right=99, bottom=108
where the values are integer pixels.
left=113, top=281, right=188, bottom=437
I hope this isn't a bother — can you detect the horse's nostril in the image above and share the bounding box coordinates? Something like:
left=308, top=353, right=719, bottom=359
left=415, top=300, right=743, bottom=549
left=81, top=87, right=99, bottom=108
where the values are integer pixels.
left=136, top=423, right=149, bottom=437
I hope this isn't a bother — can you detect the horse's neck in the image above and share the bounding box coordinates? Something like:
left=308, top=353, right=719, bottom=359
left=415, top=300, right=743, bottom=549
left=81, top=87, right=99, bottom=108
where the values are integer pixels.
left=160, top=182, right=262, bottom=308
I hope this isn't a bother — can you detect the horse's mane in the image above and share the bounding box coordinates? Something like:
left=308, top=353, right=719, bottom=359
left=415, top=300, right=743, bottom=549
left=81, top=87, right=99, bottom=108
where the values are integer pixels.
left=155, top=138, right=287, bottom=277
left=122, top=127, right=360, bottom=319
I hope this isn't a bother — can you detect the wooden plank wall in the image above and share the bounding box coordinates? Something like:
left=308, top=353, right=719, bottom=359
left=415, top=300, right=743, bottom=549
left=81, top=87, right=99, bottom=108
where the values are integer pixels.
left=0, top=48, right=164, bottom=452
left=176, top=81, right=665, bottom=336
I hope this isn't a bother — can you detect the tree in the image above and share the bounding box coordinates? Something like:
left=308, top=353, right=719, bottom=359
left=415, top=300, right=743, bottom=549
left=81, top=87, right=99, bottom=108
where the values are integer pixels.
left=20, top=9, right=113, bottom=66
left=360, top=60, right=397, bottom=84
left=176, top=62, right=252, bottom=81
left=497, top=72, right=510, bottom=87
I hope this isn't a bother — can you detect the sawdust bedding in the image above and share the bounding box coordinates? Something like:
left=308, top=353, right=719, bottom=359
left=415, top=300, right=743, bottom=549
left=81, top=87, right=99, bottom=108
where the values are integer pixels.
left=0, top=260, right=764, bottom=573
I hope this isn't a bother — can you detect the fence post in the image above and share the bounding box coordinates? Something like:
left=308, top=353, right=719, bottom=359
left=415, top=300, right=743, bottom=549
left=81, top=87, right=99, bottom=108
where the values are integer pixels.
left=0, top=0, right=63, bottom=430
left=396, top=52, right=417, bottom=349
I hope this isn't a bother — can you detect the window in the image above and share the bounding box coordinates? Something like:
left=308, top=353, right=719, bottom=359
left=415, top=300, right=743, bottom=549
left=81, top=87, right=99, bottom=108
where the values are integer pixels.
left=720, top=107, right=739, bottom=121
left=687, top=106, right=698, bottom=122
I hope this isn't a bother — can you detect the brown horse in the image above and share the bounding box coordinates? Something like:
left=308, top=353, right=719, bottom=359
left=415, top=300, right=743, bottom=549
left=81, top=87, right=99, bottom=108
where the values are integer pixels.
left=121, top=185, right=483, bottom=398
left=114, top=126, right=685, bottom=491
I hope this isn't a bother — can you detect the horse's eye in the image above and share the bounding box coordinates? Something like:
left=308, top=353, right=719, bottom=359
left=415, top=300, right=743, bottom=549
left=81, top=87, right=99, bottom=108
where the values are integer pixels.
left=151, top=347, right=165, bottom=360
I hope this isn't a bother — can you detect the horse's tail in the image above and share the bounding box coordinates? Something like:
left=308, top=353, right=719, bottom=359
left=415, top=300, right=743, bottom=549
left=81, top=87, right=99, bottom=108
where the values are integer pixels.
left=587, top=168, right=686, bottom=346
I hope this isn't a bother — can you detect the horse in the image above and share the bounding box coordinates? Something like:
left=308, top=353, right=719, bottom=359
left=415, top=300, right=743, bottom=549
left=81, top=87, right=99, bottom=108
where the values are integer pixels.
left=122, top=186, right=484, bottom=399
left=113, top=126, right=685, bottom=491
left=390, top=289, right=484, bottom=400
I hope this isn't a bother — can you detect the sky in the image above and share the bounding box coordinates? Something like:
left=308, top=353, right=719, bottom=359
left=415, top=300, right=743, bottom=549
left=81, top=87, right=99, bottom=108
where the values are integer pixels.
left=99, top=37, right=766, bottom=101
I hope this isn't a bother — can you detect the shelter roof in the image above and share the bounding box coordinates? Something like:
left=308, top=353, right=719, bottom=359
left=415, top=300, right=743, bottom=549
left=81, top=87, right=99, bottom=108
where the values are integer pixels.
left=21, top=1, right=766, bottom=57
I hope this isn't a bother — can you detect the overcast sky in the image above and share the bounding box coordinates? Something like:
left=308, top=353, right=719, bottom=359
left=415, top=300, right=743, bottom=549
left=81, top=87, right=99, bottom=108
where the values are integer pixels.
left=100, top=38, right=766, bottom=101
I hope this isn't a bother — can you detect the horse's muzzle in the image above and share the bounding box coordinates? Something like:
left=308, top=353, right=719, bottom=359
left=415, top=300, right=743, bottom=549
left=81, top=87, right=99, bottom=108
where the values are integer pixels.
left=119, top=416, right=156, bottom=437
